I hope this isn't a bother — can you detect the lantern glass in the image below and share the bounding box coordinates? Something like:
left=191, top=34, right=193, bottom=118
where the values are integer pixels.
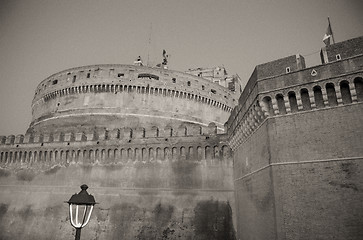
left=69, top=204, right=94, bottom=229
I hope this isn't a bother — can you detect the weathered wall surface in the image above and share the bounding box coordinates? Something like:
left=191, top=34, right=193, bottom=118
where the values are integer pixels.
left=232, top=101, right=363, bottom=240
left=233, top=103, right=363, bottom=240
left=0, top=133, right=236, bottom=239
left=227, top=39, right=363, bottom=239
left=29, top=64, right=237, bottom=133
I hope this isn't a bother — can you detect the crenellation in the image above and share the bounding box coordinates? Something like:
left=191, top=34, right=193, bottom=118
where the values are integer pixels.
left=5, top=135, right=15, bottom=145
left=15, top=134, right=24, bottom=144
left=52, top=132, right=63, bottom=142
left=0, top=136, right=6, bottom=145
left=63, top=132, right=74, bottom=142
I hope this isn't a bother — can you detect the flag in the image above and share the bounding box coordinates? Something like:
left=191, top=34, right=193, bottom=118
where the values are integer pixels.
left=323, top=21, right=333, bottom=45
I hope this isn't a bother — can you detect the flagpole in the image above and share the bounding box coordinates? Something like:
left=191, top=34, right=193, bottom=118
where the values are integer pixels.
left=328, top=17, right=335, bottom=44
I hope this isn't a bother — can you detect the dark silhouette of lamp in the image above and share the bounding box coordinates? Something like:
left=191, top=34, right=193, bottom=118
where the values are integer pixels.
left=66, top=184, right=97, bottom=240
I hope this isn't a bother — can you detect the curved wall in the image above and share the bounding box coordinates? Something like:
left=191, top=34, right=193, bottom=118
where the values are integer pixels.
left=30, top=65, right=237, bottom=134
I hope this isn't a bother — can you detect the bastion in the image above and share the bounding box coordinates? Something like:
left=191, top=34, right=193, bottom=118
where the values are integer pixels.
left=1, top=36, right=363, bottom=240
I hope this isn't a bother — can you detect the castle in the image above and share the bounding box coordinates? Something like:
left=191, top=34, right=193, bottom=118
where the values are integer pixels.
left=0, top=36, right=362, bottom=239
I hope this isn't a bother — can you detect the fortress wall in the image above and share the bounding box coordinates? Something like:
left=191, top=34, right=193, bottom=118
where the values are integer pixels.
left=269, top=103, right=363, bottom=239
left=31, top=88, right=231, bottom=133
left=32, top=64, right=236, bottom=107
left=322, top=36, right=363, bottom=63
left=231, top=102, right=363, bottom=239
left=228, top=48, right=363, bottom=239
left=256, top=53, right=363, bottom=93
left=233, top=121, right=277, bottom=240
left=0, top=133, right=236, bottom=239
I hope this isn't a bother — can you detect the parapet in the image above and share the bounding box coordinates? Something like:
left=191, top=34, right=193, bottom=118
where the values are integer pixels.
left=320, top=36, right=363, bottom=64
left=0, top=124, right=219, bottom=146
left=250, top=54, right=306, bottom=81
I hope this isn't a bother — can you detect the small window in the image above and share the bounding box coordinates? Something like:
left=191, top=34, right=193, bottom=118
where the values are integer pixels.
left=211, top=89, right=216, bottom=94
left=172, top=78, right=176, bottom=83
left=187, top=81, right=191, bottom=86
left=286, top=67, right=291, bottom=73
left=52, top=80, right=58, bottom=85
left=67, top=72, right=71, bottom=75
left=336, top=54, right=341, bottom=61
left=137, top=73, right=159, bottom=80
left=118, top=73, right=124, bottom=77
left=87, top=73, right=90, bottom=78
left=202, top=85, right=205, bottom=90
left=73, top=75, right=76, bottom=83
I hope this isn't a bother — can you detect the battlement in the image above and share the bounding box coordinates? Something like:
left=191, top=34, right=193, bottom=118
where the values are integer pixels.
left=0, top=123, right=233, bottom=169
left=38, top=82, right=233, bottom=112
left=1, top=123, right=220, bottom=146
left=33, top=64, right=237, bottom=105
left=29, top=64, right=237, bottom=134
left=320, top=36, right=363, bottom=64
left=226, top=37, right=363, bottom=150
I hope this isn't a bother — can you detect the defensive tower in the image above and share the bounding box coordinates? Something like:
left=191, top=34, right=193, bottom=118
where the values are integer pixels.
left=29, top=64, right=238, bottom=134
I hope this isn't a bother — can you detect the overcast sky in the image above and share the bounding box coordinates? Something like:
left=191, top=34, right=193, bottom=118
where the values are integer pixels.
left=0, top=0, right=362, bottom=136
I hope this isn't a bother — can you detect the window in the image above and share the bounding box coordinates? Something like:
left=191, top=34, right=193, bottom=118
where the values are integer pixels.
left=172, top=78, right=176, bottom=83
left=202, top=85, right=205, bottom=90
left=52, top=80, right=58, bottom=85
left=73, top=75, right=76, bottom=83
left=336, top=54, right=341, bottom=61
left=118, top=73, right=124, bottom=77
left=286, top=67, right=291, bottom=73
left=187, top=81, right=191, bottom=86
left=137, top=73, right=159, bottom=80
left=87, top=73, right=90, bottom=78
left=211, top=89, right=216, bottom=94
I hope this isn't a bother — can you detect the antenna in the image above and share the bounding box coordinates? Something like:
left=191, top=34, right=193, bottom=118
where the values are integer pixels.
left=147, top=23, right=152, bottom=67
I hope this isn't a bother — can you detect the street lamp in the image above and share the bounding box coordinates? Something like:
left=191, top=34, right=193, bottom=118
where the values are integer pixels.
left=66, top=184, right=97, bottom=240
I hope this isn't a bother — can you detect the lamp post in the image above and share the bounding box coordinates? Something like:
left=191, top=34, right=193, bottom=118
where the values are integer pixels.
left=66, top=184, right=97, bottom=240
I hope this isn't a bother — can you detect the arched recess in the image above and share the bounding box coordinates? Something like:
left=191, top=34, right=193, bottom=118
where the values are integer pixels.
left=188, top=146, right=194, bottom=160
left=288, top=91, right=298, bottom=113
left=340, top=80, right=352, bottom=104
left=164, top=147, right=171, bottom=161
left=313, top=86, right=324, bottom=108
left=262, top=96, right=274, bottom=116
left=276, top=94, right=286, bottom=114
left=326, top=83, right=338, bottom=106
left=148, top=148, right=154, bottom=161
left=142, top=148, right=147, bottom=161
left=197, top=146, right=203, bottom=161
left=180, top=147, right=186, bottom=160
left=354, top=77, right=363, bottom=102
left=172, top=147, right=178, bottom=160
left=300, top=88, right=311, bottom=110
left=205, top=146, right=211, bottom=159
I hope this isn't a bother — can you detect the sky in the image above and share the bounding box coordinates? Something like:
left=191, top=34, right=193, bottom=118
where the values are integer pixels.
left=0, top=0, right=362, bottom=136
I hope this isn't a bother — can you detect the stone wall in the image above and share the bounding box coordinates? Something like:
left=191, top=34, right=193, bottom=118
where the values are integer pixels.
left=0, top=127, right=236, bottom=239
left=30, top=64, right=237, bottom=134
left=227, top=39, right=363, bottom=239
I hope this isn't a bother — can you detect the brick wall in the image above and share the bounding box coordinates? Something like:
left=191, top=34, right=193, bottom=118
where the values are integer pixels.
left=233, top=103, right=363, bottom=239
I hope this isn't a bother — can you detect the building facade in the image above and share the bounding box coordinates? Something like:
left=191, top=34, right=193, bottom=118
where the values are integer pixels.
left=0, top=36, right=362, bottom=239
